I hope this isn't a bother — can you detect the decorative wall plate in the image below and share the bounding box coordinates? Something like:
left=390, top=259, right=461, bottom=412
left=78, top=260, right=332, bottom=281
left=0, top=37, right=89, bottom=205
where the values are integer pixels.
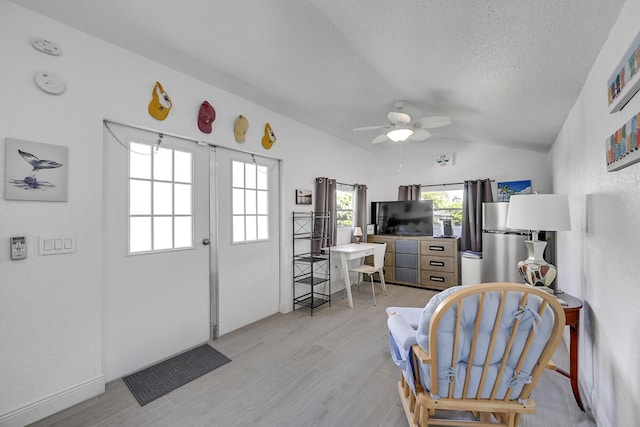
left=31, top=38, right=63, bottom=56
left=34, top=72, right=66, bottom=95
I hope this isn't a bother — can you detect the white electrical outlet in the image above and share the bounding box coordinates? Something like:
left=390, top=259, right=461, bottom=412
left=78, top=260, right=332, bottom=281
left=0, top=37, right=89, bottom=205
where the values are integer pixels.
left=10, top=236, right=27, bottom=260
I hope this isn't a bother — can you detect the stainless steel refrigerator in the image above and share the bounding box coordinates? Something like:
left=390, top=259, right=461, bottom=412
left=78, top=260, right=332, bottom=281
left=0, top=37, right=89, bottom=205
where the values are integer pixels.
left=481, top=202, right=529, bottom=283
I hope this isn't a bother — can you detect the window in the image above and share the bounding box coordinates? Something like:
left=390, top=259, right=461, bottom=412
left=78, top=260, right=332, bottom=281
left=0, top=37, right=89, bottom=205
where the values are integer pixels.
left=232, top=160, right=269, bottom=243
left=421, top=186, right=463, bottom=235
left=129, top=142, right=193, bottom=254
left=336, top=185, right=354, bottom=228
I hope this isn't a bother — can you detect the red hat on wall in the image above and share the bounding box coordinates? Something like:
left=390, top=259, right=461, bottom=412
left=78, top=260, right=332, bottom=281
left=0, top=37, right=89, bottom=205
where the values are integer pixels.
left=198, top=101, right=216, bottom=133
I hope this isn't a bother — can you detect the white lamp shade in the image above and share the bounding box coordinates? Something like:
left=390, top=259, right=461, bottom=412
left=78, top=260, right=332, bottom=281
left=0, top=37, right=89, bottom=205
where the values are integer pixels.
left=387, top=128, right=413, bottom=142
left=353, top=226, right=363, bottom=237
left=505, top=194, right=571, bottom=231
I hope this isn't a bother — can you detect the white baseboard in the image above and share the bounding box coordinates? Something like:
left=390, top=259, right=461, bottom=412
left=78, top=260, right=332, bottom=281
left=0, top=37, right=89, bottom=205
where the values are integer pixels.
left=590, top=387, right=612, bottom=427
left=0, top=375, right=105, bottom=427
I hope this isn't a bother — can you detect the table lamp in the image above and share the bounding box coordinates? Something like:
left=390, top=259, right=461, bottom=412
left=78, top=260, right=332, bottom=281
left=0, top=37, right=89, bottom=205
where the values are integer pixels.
left=505, top=194, right=571, bottom=292
left=353, top=226, right=363, bottom=243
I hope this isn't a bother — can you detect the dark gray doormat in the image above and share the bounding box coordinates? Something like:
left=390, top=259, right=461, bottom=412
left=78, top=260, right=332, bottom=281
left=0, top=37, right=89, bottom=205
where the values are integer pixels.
left=123, top=344, right=231, bottom=406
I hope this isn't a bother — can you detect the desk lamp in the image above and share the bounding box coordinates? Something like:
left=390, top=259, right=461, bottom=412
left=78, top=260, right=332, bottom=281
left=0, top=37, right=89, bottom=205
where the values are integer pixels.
left=353, top=226, right=363, bottom=243
left=505, top=194, right=571, bottom=292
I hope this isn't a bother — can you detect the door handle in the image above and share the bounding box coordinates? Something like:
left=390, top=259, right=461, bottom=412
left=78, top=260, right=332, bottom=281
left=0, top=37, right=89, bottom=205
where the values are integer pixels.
left=202, top=238, right=211, bottom=245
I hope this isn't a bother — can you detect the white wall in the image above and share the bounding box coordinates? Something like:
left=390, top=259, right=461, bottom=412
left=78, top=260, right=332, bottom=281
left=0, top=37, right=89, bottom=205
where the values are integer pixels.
left=550, top=0, right=640, bottom=425
left=369, top=139, right=552, bottom=201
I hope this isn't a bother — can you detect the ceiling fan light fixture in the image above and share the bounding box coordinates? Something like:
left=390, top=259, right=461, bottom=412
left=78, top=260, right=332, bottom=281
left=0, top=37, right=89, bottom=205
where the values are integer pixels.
left=387, top=128, right=413, bottom=142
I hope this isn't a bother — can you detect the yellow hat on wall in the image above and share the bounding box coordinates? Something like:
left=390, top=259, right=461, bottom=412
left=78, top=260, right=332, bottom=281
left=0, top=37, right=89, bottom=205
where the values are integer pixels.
left=148, top=81, right=172, bottom=121
left=262, top=122, right=276, bottom=149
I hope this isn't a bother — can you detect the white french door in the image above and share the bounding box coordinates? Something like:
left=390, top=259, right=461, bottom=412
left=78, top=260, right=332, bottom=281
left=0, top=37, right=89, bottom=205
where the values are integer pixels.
left=213, top=147, right=281, bottom=335
left=102, top=122, right=211, bottom=381
left=103, top=124, right=281, bottom=380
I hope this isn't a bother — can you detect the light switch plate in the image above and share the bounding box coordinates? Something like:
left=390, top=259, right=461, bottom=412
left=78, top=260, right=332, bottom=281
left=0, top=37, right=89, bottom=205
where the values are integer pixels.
left=39, top=235, right=76, bottom=255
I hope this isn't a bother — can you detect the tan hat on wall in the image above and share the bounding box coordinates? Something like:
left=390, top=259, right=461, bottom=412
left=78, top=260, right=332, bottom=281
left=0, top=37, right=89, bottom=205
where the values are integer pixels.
left=234, top=115, right=249, bottom=142
left=148, top=81, right=172, bottom=121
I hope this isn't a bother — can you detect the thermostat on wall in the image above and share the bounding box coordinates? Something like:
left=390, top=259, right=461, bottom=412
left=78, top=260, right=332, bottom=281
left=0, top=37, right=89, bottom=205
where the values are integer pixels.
left=31, top=37, right=62, bottom=56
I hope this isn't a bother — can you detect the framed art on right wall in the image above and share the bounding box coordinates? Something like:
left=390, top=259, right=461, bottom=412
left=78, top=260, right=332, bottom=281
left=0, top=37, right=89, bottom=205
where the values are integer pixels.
left=606, top=111, right=640, bottom=171
left=497, top=180, right=532, bottom=202
left=608, top=30, right=640, bottom=113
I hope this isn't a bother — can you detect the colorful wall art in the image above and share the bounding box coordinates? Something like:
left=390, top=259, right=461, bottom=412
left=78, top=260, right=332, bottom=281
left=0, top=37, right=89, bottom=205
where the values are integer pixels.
left=608, top=30, right=640, bottom=113
left=497, top=180, right=532, bottom=202
left=606, top=111, right=640, bottom=171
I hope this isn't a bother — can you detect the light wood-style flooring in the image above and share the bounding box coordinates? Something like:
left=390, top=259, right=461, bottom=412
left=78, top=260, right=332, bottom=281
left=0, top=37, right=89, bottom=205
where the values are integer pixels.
left=30, top=284, right=596, bottom=427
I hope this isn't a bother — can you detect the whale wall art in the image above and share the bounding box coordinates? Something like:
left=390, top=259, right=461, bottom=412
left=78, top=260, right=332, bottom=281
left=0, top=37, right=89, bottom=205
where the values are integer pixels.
left=5, top=138, right=69, bottom=201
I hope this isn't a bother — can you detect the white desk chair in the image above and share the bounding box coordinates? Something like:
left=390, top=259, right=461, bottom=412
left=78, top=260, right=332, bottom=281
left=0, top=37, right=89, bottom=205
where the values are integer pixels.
left=349, top=242, right=387, bottom=305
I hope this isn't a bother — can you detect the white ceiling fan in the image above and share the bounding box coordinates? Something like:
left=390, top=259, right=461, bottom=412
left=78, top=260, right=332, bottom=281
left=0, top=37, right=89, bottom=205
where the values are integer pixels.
left=353, top=100, right=451, bottom=144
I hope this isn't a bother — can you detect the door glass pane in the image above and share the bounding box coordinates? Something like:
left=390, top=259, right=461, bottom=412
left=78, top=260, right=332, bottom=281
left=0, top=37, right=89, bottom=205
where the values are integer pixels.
left=174, top=216, right=192, bottom=248
left=174, top=183, right=191, bottom=215
left=128, top=141, right=194, bottom=254
left=257, top=216, right=268, bottom=240
left=231, top=159, right=270, bottom=243
left=245, top=163, right=256, bottom=189
left=245, top=215, right=257, bottom=241
left=256, top=190, right=268, bottom=215
left=245, top=189, right=256, bottom=214
left=232, top=161, right=244, bottom=187
left=153, top=216, right=173, bottom=250
left=130, top=217, right=152, bottom=252
left=232, top=216, right=245, bottom=242
left=154, top=182, right=173, bottom=215
left=130, top=142, right=151, bottom=179
left=154, top=147, right=173, bottom=181
left=233, top=188, right=245, bottom=214
left=257, top=165, right=268, bottom=190
left=130, top=179, right=151, bottom=215
left=174, top=150, right=192, bottom=183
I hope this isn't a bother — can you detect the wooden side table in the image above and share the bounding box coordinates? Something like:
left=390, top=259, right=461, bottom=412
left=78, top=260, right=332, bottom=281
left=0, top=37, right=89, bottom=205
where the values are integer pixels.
left=554, top=292, right=584, bottom=411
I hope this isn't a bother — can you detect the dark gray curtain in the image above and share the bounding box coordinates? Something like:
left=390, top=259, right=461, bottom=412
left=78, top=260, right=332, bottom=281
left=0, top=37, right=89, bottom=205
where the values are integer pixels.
left=461, top=179, right=493, bottom=252
left=398, top=184, right=421, bottom=201
left=352, top=184, right=368, bottom=243
left=313, top=177, right=336, bottom=253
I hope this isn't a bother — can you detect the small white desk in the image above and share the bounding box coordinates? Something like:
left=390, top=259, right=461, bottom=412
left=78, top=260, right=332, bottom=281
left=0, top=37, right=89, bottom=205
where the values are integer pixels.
left=330, top=243, right=379, bottom=308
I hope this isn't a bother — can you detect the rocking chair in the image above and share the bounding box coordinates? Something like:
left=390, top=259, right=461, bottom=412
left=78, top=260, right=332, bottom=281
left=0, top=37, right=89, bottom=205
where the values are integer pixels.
left=386, top=282, right=565, bottom=427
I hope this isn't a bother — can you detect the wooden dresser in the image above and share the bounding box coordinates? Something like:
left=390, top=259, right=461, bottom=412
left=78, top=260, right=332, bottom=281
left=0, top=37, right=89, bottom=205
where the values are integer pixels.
left=367, top=235, right=460, bottom=291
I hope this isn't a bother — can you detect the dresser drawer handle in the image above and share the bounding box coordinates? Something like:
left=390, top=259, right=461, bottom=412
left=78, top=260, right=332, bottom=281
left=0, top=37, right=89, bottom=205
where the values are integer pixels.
left=430, top=261, right=445, bottom=267
left=429, top=245, right=445, bottom=251
left=430, top=276, right=445, bottom=282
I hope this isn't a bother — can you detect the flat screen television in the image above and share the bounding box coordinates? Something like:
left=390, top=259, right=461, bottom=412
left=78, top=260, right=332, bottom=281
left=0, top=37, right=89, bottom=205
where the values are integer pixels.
left=371, top=200, right=434, bottom=236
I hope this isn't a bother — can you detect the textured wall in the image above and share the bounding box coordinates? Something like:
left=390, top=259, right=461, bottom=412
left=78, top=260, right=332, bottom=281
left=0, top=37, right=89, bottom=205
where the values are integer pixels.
left=550, top=0, right=640, bottom=425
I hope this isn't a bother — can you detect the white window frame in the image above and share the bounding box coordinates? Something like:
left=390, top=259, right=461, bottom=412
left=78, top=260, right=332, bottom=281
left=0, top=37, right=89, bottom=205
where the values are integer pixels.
left=231, top=159, right=269, bottom=243
left=421, top=184, right=464, bottom=236
left=128, top=141, right=195, bottom=255
left=336, top=184, right=355, bottom=229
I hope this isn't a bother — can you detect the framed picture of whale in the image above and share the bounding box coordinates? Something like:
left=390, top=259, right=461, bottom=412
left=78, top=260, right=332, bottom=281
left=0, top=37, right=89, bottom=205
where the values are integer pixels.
left=5, top=138, right=69, bottom=201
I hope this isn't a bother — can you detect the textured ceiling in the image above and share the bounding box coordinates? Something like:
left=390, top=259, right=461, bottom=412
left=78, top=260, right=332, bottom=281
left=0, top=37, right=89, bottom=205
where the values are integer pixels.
left=13, top=0, right=626, bottom=152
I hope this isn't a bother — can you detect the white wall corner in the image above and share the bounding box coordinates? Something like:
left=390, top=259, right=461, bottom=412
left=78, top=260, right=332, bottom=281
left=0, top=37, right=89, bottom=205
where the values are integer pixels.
left=0, top=375, right=105, bottom=427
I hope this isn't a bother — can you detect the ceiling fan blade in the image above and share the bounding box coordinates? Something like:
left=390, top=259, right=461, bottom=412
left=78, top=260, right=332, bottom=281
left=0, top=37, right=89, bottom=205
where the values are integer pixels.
left=371, top=134, right=389, bottom=144
left=409, top=128, right=431, bottom=141
left=353, top=125, right=388, bottom=132
left=417, top=116, right=452, bottom=129
left=387, top=111, right=411, bottom=125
